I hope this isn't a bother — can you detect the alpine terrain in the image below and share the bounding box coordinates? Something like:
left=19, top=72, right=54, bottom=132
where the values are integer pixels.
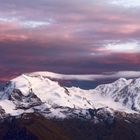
left=0, top=71, right=139, bottom=140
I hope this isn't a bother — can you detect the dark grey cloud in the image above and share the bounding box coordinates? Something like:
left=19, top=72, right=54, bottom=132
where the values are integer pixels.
left=0, top=0, right=140, bottom=81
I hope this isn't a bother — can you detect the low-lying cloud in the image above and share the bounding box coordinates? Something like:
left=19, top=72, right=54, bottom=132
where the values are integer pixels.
left=29, top=71, right=140, bottom=81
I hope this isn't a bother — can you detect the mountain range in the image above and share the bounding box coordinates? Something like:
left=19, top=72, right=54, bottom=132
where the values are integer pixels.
left=0, top=71, right=140, bottom=140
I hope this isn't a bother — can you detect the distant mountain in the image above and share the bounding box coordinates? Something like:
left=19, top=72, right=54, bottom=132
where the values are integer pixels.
left=0, top=72, right=139, bottom=140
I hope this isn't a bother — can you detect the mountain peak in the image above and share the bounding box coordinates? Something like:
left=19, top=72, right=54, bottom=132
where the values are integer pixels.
left=116, top=77, right=127, bottom=82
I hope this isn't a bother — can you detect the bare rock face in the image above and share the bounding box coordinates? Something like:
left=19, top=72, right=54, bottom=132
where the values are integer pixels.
left=10, top=89, right=42, bottom=109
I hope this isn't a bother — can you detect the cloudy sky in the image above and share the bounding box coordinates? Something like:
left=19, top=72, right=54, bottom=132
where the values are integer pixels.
left=0, top=0, right=140, bottom=81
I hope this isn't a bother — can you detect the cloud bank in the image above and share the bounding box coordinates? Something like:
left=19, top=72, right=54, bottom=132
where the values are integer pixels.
left=29, top=71, right=140, bottom=81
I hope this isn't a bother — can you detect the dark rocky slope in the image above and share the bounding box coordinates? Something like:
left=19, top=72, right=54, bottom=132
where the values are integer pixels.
left=0, top=114, right=71, bottom=140
left=0, top=113, right=139, bottom=140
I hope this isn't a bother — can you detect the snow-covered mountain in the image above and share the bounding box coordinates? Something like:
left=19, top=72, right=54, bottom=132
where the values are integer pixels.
left=0, top=71, right=139, bottom=121
left=96, top=78, right=140, bottom=112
